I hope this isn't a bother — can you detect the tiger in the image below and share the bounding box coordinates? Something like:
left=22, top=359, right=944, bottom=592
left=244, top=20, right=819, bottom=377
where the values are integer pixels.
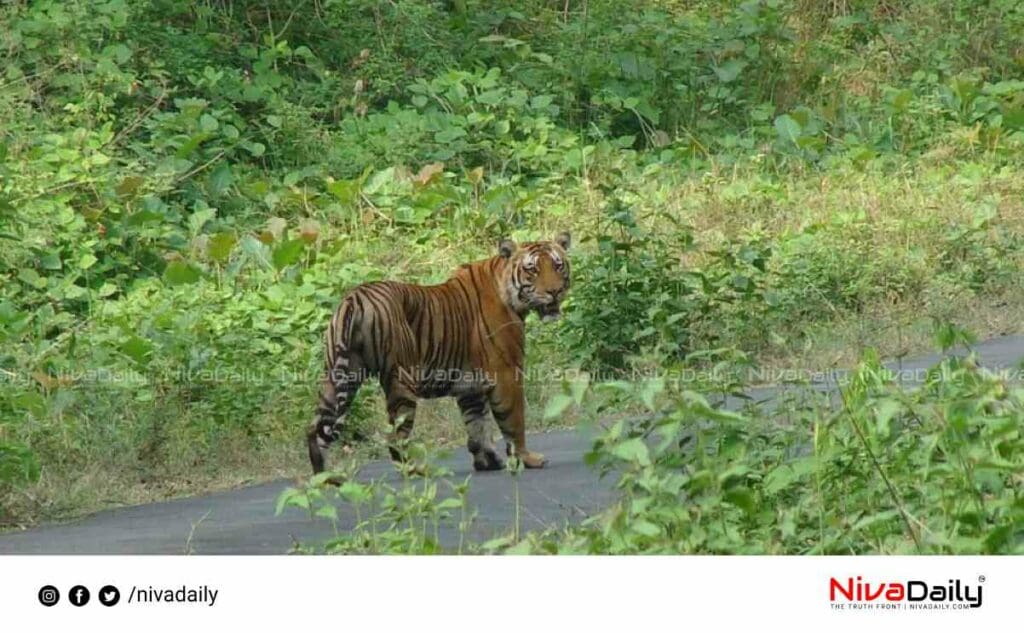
left=307, top=232, right=572, bottom=475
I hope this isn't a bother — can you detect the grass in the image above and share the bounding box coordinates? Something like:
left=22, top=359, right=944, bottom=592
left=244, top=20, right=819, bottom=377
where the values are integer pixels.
left=757, top=289, right=1024, bottom=382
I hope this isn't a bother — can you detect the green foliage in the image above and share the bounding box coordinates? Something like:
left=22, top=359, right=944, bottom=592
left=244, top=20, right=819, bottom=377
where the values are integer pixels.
left=1, top=0, right=1023, bottom=528
left=282, top=334, right=1024, bottom=555
left=276, top=448, right=478, bottom=555
left=514, top=343, right=1024, bottom=554
left=0, top=443, right=41, bottom=490
left=560, top=195, right=697, bottom=371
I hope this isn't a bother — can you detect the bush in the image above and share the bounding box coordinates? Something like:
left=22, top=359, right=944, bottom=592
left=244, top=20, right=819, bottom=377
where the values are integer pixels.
left=520, top=343, right=1024, bottom=554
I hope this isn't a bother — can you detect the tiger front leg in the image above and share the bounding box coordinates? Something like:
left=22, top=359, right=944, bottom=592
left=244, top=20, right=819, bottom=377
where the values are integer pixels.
left=489, top=380, right=547, bottom=469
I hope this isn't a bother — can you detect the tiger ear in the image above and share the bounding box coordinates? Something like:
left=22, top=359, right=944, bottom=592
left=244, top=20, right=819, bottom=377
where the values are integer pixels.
left=554, top=231, right=571, bottom=251
left=498, top=238, right=517, bottom=259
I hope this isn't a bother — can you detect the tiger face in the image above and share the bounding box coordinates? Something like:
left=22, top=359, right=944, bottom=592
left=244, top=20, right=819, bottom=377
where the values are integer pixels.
left=498, top=232, right=571, bottom=322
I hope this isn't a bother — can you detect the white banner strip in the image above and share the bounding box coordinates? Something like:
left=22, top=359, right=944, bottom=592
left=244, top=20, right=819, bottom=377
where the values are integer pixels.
left=0, top=555, right=1012, bottom=631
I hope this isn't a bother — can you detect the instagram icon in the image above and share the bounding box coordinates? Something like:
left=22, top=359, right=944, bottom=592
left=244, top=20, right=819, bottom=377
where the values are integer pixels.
left=38, top=585, right=60, bottom=607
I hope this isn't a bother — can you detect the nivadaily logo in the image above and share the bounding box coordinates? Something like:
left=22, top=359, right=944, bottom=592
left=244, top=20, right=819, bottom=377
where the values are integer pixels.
left=829, top=575, right=985, bottom=610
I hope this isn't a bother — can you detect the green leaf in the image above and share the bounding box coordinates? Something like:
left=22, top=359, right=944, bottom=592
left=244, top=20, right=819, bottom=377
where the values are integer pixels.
left=239, top=235, right=272, bottom=269
left=503, top=540, right=534, bottom=555
left=272, top=239, right=306, bottom=270
left=103, top=43, right=131, bottom=64
left=242, top=141, right=266, bottom=157
left=570, top=372, right=590, bottom=405
left=274, top=488, right=309, bottom=515
left=338, top=481, right=371, bottom=504
left=363, top=168, right=395, bottom=195
left=40, top=253, right=62, bottom=270
left=543, top=394, right=573, bottom=421
left=208, top=162, right=234, bottom=196
left=0, top=301, right=25, bottom=325
left=175, top=133, right=210, bottom=159
left=892, top=89, right=913, bottom=111
left=125, top=209, right=164, bottom=226
left=208, top=232, right=237, bottom=263
left=640, top=378, right=664, bottom=410
left=115, top=175, right=145, bottom=197
left=199, top=114, right=219, bottom=132
left=78, top=253, right=98, bottom=270
left=435, top=127, right=467, bottom=143
left=314, top=505, right=338, bottom=521
left=477, top=90, right=503, bottom=106
left=713, top=59, right=745, bottom=83
left=631, top=520, right=662, bottom=537
left=530, top=94, right=554, bottom=110
left=873, top=399, right=901, bottom=437
left=188, top=206, right=216, bottom=236
left=851, top=510, right=899, bottom=532
left=774, top=114, right=802, bottom=144
left=610, top=438, right=650, bottom=466
left=14, top=392, right=46, bottom=416
left=18, top=269, right=46, bottom=289
left=163, top=260, right=202, bottom=286
left=723, top=487, right=755, bottom=515
left=327, top=179, right=359, bottom=205
left=1003, top=107, right=1024, bottom=131
left=435, top=497, right=463, bottom=510
left=763, top=465, right=797, bottom=495
left=120, top=336, right=153, bottom=365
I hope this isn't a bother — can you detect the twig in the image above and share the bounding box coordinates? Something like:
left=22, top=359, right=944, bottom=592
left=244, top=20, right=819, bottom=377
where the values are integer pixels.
left=273, top=0, right=308, bottom=41
left=174, top=150, right=227, bottom=184
left=183, top=509, right=212, bottom=555
left=838, top=389, right=923, bottom=552
left=103, top=82, right=169, bottom=150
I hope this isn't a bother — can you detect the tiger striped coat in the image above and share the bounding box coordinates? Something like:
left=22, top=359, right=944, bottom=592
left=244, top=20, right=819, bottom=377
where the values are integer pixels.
left=308, top=233, right=571, bottom=474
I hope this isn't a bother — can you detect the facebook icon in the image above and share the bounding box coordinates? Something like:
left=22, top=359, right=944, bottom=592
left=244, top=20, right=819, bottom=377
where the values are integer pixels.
left=69, top=585, right=90, bottom=607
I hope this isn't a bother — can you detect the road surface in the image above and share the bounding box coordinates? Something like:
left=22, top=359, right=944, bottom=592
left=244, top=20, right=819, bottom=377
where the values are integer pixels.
left=2, top=334, right=1022, bottom=554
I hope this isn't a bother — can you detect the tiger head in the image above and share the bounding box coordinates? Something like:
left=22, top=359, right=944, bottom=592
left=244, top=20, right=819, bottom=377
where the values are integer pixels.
left=498, top=232, right=572, bottom=322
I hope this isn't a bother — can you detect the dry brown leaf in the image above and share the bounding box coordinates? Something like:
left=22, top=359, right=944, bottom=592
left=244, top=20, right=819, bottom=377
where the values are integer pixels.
left=415, top=162, right=445, bottom=186
left=298, top=218, right=320, bottom=243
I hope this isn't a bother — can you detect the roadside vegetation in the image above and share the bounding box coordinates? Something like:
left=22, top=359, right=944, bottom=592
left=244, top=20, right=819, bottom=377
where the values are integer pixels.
left=279, top=333, right=1024, bottom=554
left=2, top=0, right=1023, bottom=549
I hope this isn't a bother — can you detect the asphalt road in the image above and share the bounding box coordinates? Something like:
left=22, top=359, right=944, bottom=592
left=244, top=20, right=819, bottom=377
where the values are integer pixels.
left=0, top=429, right=613, bottom=555
left=2, top=334, right=1022, bottom=555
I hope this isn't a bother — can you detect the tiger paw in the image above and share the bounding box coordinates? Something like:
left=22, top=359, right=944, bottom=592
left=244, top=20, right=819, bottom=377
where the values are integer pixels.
left=518, top=451, right=547, bottom=469
left=472, top=450, right=506, bottom=472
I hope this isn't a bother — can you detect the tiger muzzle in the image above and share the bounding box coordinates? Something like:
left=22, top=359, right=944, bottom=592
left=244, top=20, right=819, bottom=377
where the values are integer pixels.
left=538, top=302, right=562, bottom=322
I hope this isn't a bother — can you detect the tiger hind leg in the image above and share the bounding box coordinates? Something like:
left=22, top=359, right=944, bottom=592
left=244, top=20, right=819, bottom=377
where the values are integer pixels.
left=307, top=350, right=364, bottom=475
left=383, top=374, right=420, bottom=470
left=458, top=393, right=504, bottom=471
